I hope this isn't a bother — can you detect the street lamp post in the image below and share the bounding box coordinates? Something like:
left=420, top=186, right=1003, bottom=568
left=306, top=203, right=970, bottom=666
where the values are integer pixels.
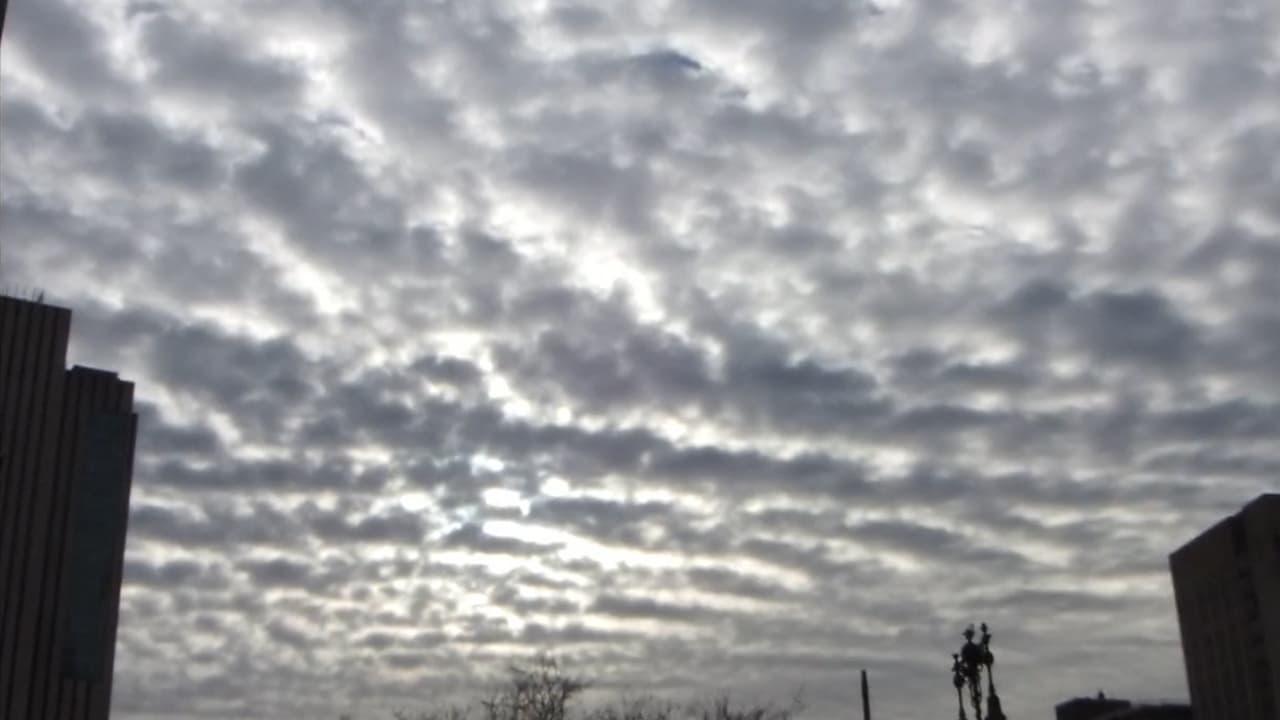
left=950, top=623, right=1007, bottom=720
left=951, top=653, right=967, bottom=720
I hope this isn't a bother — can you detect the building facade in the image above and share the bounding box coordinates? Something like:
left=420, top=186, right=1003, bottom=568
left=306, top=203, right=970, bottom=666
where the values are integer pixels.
left=0, top=295, right=138, bottom=720
left=1169, top=494, right=1280, bottom=720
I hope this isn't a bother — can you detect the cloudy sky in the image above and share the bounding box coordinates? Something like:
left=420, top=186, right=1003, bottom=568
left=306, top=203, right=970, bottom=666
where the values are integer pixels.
left=3, top=0, right=1279, bottom=717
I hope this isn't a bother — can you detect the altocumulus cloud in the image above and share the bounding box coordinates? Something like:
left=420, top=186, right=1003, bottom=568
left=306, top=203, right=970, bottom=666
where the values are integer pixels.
left=2, top=0, right=1279, bottom=718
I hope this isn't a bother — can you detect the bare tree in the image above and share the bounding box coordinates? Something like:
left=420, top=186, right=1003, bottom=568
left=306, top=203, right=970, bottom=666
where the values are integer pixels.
left=385, top=655, right=803, bottom=720
left=692, top=691, right=804, bottom=720
left=585, top=694, right=677, bottom=720
left=480, top=655, right=590, bottom=720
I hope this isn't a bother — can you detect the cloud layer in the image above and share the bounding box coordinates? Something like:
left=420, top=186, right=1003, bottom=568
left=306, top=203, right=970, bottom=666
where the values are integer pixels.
left=3, top=0, right=1278, bottom=718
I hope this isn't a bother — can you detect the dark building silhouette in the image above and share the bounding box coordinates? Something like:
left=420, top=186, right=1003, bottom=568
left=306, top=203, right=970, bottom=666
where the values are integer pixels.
left=1, top=295, right=138, bottom=720
left=1057, top=695, right=1191, bottom=720
left=1102, top=705, right=1192, bottom=720
left=1056, top=694, right=1132, bottom=720
left=1170, top=494, right=1280, bottom=720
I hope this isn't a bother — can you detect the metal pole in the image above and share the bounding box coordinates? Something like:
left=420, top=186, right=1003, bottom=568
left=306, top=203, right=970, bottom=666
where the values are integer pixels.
left=860, top=669, right=871, bottom=720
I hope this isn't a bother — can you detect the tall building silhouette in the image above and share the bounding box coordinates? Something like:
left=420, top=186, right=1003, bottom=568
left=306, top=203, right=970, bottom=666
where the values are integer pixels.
left=1056, top=693, right=1132, bottom=720
left=1169, top=494, right=1280, bottom=720
left=1, top=295, right=138, bottom=720
left=1055, top=694, right=1190, bottom=720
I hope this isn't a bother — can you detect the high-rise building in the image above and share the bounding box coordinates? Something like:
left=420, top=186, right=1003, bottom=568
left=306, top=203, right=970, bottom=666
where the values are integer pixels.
left=1, top=295, right=138, bottom=720
left=1169, top=494, right=1280, bottom=720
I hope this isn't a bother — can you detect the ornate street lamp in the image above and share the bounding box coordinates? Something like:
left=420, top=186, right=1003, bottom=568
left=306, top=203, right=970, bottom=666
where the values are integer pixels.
left=950, top=623, right=1007, bottom=720
left=951, top=653, right=967, bottom=720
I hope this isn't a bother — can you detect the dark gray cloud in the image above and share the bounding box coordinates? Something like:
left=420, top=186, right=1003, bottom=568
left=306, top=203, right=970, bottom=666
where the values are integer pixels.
left=240, top=557, right=316, bottom=588
left=3, top=0, right=125, bottom=99
left=137, top=10, right=305, bottom=104
left=591, top=595, right=719, bottom=624
left=4, top=0, right=1277, bottom=718
left=124, top=558, right=228, bottom=590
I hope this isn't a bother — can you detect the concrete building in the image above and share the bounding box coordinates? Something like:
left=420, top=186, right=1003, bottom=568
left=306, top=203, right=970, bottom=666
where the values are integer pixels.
left=1169, top=494, right=1280, bottom=720
left=0, top=295, right=138, bottom=720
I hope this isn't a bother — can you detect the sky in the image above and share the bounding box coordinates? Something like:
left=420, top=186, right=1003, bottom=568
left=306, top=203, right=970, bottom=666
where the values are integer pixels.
left=1, top=0, right=1278, bottom=718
